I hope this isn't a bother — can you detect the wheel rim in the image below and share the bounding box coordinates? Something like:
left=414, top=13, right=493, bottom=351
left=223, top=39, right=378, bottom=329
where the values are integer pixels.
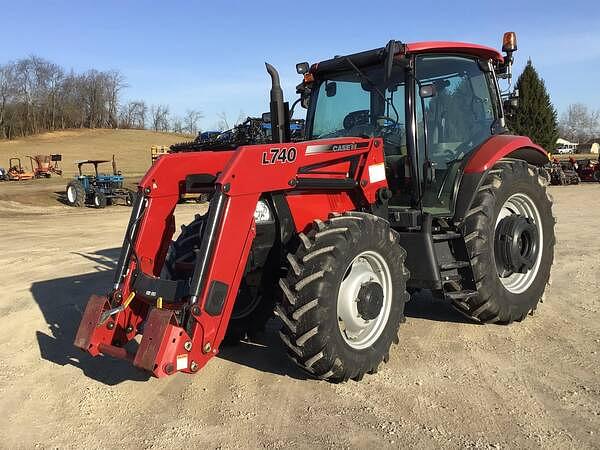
left=67, top=186, right=76, bottom=203
left=94, top=195, right=100, bottom=206
left=495, top=193, right=543, bottom=294
left=337, top=250, right=393, bottom=350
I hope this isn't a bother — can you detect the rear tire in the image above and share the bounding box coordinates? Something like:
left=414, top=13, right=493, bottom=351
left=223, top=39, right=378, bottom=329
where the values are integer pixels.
left=277, top=212, right=409, bottom=382
left=93, top=192, right=107, bottom=208
left=65, top=180, right=85, bottom=207
left=456, top=159, right=555, bottom=323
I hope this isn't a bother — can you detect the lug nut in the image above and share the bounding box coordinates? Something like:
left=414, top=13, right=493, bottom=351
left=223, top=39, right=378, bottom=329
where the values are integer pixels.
left=190, top=361, right=199, bottom=372
left=191, top=305, right=201, bottom=316
left=184, top=341, right=192, bottom=351
left=106, top=322, right=115, bottom=330
left=125, top=325, right=133, bottom=333
left=202, top=342, right=211, bottom=354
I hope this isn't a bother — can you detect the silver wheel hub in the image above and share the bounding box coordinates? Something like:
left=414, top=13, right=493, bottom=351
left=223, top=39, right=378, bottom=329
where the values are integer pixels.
left=495, top=193, right=543, bottom=294
left=67, top=186, right=76, bottom=203
left=337, top=251, right=392, bottom=350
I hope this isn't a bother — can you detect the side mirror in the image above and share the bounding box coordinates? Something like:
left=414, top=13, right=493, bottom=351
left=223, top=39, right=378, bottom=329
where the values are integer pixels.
left=325, top=81, right=337, bottom=97
left=261, top=112, right=271, bottom=123
left=419, top=84, right=436, bottom=99
left=384, top=40, right=400, bottom=82
left=296, top=62, right=310, bottom=74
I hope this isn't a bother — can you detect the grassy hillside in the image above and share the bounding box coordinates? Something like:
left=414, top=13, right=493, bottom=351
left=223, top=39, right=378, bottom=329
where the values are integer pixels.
left=0, top=129, right=193, bottom=177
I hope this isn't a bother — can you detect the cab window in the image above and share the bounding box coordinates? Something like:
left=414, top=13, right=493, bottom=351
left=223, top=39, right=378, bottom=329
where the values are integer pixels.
left=415, top=54, right=497, bottom=215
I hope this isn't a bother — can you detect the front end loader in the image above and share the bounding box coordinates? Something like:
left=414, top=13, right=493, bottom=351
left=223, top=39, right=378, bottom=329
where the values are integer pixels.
left=75, top=32, right=555, bottom=382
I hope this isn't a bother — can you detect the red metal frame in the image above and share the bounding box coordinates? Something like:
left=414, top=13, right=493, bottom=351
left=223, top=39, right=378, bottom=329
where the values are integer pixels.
left=74, top=137, right=386, bottom=377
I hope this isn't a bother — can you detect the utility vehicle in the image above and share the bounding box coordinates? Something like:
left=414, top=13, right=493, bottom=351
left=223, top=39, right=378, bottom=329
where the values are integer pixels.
left=66, top=156, right=134, bottom=208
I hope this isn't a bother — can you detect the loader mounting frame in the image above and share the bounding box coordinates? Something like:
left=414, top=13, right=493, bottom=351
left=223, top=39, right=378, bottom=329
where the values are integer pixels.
left=74, top=138, right=387, bottom=376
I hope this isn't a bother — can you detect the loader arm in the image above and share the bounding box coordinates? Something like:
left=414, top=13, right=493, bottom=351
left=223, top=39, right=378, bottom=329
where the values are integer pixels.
left=75, top=137, right=386, bottom=377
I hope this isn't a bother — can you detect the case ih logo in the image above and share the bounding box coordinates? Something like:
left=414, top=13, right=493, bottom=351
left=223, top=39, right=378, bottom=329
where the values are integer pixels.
left=305, top=142, right=368, bottom=154
left=332, top=143, right=357, bottom=152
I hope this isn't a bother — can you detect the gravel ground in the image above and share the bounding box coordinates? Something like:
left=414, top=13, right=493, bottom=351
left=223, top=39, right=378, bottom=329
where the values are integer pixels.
left=0, top=184, right=598, bottom=449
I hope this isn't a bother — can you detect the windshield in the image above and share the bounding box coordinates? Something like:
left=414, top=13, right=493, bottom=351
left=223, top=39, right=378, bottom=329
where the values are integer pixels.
left=308, top=65, right=406, bottom=150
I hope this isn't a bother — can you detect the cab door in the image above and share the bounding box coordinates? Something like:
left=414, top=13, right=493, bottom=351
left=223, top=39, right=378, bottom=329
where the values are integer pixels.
left=414, top=54, right=500, bottom=215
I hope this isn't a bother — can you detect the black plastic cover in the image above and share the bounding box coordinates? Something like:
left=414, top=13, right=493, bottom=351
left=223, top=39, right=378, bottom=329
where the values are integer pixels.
left=204, top=280, right=229, bottom=316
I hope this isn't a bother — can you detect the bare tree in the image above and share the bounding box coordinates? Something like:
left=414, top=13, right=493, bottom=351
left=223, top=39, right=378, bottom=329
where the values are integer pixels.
left=236, top=110, right=247, bottom=125
left=118, top=100, right=147, bottom=129
left=559, top=103, right=600, bottom=142
left=0, top=54, right=207, bottom=140
left=170, top=116, right=183, bottom=133
left=184, top=109, right=203, bottom=134
left=0, top=63, right=17, bottom=138
left=216, top=111, right=229, bottom=131
left=105, top=70, right=127, bottom=128
left=150, top=104, right=170, bottom=132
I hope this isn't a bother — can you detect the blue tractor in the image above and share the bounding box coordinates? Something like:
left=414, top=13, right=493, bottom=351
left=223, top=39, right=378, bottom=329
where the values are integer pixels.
left=65, top=155, right=134, bottom=208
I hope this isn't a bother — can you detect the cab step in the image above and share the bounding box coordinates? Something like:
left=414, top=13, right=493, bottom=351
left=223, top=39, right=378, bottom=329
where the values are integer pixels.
left=439, top=261, right=470, bottom=271
left=432, top=231, right=462, bottom=242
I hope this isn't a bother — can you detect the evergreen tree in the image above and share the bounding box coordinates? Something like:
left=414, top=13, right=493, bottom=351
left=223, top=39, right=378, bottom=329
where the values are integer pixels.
left=507, top=60, right=559, bottom=151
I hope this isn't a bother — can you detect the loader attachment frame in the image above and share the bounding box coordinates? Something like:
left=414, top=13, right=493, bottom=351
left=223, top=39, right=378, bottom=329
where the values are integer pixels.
left=74, top=138, right=387, bottom=376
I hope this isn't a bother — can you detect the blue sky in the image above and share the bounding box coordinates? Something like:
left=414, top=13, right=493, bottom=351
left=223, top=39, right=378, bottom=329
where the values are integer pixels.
left=2, top=0, right=599, bottom=129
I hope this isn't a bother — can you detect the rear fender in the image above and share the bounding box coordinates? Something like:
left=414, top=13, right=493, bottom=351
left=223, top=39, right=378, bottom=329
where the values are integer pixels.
left=454, top=135, right=549, bottom=224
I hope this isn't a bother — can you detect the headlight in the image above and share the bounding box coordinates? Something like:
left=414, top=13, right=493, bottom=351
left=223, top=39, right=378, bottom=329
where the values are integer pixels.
left=254, top=200, right=273, bottom=223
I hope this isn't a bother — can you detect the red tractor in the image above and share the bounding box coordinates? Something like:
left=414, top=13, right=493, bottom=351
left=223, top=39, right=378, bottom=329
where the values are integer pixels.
left=75, top=33, right=555, bottom=382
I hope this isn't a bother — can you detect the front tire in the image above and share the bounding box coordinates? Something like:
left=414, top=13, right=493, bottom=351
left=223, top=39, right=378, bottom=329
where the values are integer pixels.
left=457, top=159, right=555, bottom=323
left=165, top=214, right=277, bottom=342
left=93, top=192, right=107, bottom=208
left=126, top=191, right=135, bottom=206
left=277, top=212, right=410, bottom=382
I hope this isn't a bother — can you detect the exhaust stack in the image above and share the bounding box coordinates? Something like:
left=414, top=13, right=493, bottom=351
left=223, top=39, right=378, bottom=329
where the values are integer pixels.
left=265, top=63, right=290, bottom=143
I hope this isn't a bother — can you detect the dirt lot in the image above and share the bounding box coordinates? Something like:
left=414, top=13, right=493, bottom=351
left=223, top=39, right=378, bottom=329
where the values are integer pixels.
left=0, top=174, right=599, bottom=448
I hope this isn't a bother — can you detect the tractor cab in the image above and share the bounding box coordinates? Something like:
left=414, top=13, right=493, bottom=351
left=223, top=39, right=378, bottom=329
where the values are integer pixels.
left=297, top=39, right=512, bottom=218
